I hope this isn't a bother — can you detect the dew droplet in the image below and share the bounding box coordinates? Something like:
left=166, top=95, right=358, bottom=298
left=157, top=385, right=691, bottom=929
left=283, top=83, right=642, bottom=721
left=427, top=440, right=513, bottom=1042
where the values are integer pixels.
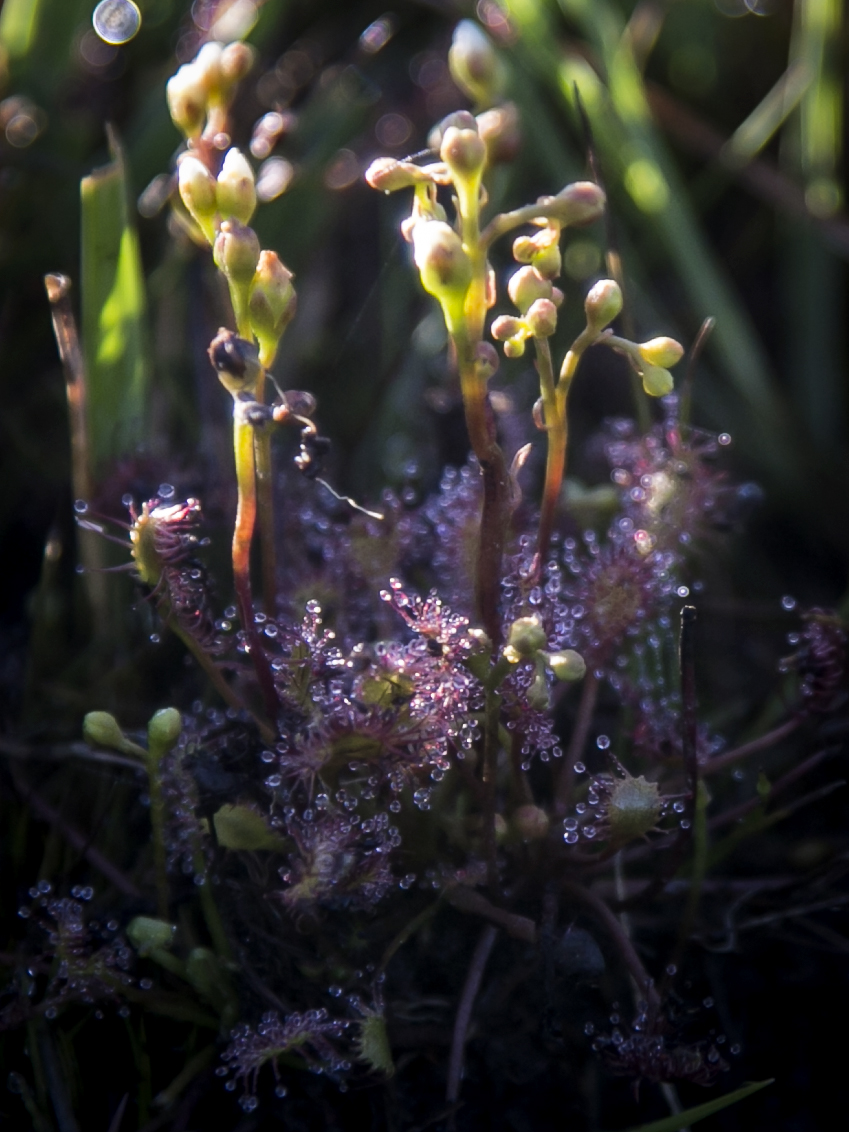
left=781, top=594, right=797, bottom=611
left=596, top=735, right=610, bottom=750
left=574, top=761, right=586, bottom=774
left=92, top=0, right=141, bottom=45
left=717, top=432, right=731, bottom=446
left=274, top=1084, right=288, bottom=1098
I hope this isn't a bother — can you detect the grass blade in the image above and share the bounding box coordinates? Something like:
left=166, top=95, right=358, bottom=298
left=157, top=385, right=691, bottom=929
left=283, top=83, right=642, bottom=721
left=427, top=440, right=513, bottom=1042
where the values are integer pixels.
left=611, top=1078, right=774, bottom=1132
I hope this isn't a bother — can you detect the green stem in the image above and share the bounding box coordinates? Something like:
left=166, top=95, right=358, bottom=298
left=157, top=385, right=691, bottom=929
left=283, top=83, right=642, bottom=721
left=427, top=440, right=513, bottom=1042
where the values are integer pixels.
left=145, top=753, right=169, bottom=919
left=193, top=849, right=232, bottom=961
left=253, top=370, right=278, bottom=616
left=533, top=338, right=568, bottom=574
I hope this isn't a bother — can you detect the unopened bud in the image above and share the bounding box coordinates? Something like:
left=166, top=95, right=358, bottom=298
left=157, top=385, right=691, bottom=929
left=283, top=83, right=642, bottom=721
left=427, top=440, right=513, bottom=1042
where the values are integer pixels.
left=476, top=102, right=521, bottom=165
left=220, top=41, right=254, bottom=89
left=545, top=649, right=586, bottom=682
left=532, top=242, right=561, bottom=280
left=147, top=708, right=182, bottom=759
left=551, top=287, right=564, bottom=307
left=216, top=148, right=256, bottom=225
left=641, top=364, right=674, bottom=397
left=366, top=157, right=435, bottom=193
left=213, top=220, right=260, bottom=285
left=166, top=64, right=206, bottom=138
left=637, top=336, right=684, bottom=368
left=412, top=221, right=472, bottom=330
left=491, top=314, right=523, bottom=341
left=448, top=20, right=504, bottom=107
left=540, top=181, right=606, bottom=226
left=440, top=126, right=486, bottom=181
left=525, top=298, right=558, bottom=337
left=527, top=668, right=551, bottom=710
left=508, top=266, right=551, bottom=314
left=213, top=803, right=286, bottom=851
left=513, top=804, right=550, bottom=841
left=584, top=278, right=622, bottom=330
left=83, top=711, right=140, bottom=756
left=249, top=251, right=297, bottom=366
left=506, top=614, right=547, bottom=658
left=504, top=337, right=526, bottom=358
left=193, top=41, right=224, bottom=101
left=127, top=916, right=176, bottom=956
left=178, top=155, right=217, bottom=242
left=427, top=110, right=478, bottom=152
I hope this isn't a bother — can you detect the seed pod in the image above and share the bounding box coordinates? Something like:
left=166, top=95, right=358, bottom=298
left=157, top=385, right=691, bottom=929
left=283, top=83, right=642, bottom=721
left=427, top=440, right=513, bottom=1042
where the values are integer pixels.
left=216, top=148, right=256, bottom=225
left=637, top=336, right=684, bottom=368
left=584, top=278, right=622, bottom=331
left=448, top=20, right=504, bottom=107
left=208, top=328, right=263, bottom=394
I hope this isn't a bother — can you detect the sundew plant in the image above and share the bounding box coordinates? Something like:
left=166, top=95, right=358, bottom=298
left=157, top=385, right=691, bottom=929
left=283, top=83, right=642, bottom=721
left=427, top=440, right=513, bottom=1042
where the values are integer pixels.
left=2, top=2, right=849, bottom=1131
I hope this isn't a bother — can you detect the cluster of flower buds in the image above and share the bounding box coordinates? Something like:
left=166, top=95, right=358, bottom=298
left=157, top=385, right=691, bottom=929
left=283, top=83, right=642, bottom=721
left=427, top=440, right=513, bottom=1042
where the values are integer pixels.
left=168, top=42, right=297, bottom=368
left=166, top=40, right=254, bottom=141
left=492, top=262, right=564, bottom=358
left=503, top=614, right=586, bottom=709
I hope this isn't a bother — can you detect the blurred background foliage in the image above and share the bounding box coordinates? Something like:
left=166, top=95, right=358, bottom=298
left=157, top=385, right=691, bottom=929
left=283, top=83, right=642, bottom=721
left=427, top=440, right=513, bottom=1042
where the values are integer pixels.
left=0, top=1, right=848, bottom=1129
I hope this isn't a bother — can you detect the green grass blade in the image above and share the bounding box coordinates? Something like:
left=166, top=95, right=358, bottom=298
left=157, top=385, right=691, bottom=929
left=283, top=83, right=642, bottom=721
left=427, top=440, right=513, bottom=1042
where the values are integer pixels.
left=0, top=0, right=43, bottom=59
left=610, top=1078, right=774, bottom=1132
left=81, top=129, right=150, bottom=473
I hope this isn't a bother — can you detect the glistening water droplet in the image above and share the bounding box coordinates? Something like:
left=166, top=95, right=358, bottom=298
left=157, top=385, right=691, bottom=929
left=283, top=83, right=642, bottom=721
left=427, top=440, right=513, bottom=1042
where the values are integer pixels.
left=92, top=0, right=141, bottom=45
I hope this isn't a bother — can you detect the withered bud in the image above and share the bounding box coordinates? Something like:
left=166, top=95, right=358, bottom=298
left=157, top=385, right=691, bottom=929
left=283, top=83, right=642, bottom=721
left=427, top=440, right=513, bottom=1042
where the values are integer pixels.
left=491, top=314, right=523, bottom=341
left=448, top=19, right=504, bottom=107
left=213, top=219, right=260, bottom=285
left=440, top=126, right=487, bottom=180
left=216, top=148, right=256, bottom=224
left=641, top=364, right=674, bottom=397
left=476, top=102, right=521, bottom=165
left=208, top=328, right=262, bottom=392
left=539, top=181, right=606, bottom=226
left=513, top=804, right=550, bottom=841
left=584, top=278, right=622, bottom=330
left=638, top=336, right=684, bottom=368
left=525, top=297, right=558, bottom=338
left=508, top=265, right=552, bottom=314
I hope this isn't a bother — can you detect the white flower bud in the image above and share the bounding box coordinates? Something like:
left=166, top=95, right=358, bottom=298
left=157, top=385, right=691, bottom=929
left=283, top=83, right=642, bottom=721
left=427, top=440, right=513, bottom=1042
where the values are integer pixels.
left=216, top=148, right=256, bottom=225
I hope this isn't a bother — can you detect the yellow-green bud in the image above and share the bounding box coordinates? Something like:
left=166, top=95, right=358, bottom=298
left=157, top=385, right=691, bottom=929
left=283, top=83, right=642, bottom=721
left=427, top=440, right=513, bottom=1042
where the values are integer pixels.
left=440, top=126, right=486, bottom=181
left=178, top=155, right=217, bottom=242
left=127, top=916, right=176, bottom=956
left=249, top=250, right=297, bottom=366
left=641, top=364, right=674, bottom=397
left=147, top=708, right=182, bottom=759
left=506, top=615, right=547, bottom=658
left=513, top=804, right=550, bottom=841
left=532, top=242, right=561, bottom=281
left=540, top=181, right=606, bottom=226
left=637, top=336, right=684, bottom=368
left=525, top=297, right=558, bottom=338
left=476, top=102, right=521, bottom=165
left=608, top=774, right=662, bottom=844
left=412, top=221, right=472, bottom=330
left=448, top=20, right=504, bottom=107
left=166, top=64, right=206, bottom=139
left=216, top=148, right=256, bottom=225
left=83, top=711, right=144, bottom=758
left=512, top=236, right=536, bottom=264
left=213, top=220, right=260, bottom=285
left=545, top=649, right=587, bottom=682
left=491, top=314, right=523, bottom=341
left=527, top=668, right=551, bottom=710
left=503, top=337, right=526, bottom=358
left=213, top=803, right=286, bottom=851
left=584, top=278, right=622, bottom=331
left=508, top=266, right=551, bottom=314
